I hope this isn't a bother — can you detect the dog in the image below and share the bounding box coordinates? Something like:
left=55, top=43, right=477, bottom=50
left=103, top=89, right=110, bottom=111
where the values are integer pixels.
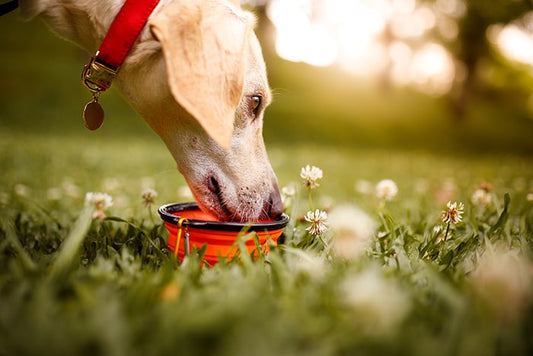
left=17, top=0, right=284, bottom=222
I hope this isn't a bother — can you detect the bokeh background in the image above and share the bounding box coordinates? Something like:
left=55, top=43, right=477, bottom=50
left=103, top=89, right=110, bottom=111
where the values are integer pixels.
left=2, top=0, right=533, bottom=152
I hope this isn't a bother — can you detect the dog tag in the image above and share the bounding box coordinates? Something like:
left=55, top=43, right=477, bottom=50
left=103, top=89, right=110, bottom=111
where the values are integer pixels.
left=83, top=99, right=104, bottom=130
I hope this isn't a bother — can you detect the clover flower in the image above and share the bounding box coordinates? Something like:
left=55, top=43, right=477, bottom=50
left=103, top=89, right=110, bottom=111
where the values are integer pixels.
left=300, top=165, right=323, bottom=189
left=141, top=188, right=158, bottom=208
left=304, top=209, right=328, bottom=236
left=281, top=184, right=296, bottom=207
left=470, top=245, right=532, bottom=321
left=471, top=188, right=492, bottom=207
left=85, top=192, right=113, bottom=219
left=375, top=179, right=398, bottom=201
left=441, top=201, right=464, bottom=224
left=329, top=204, right=376, bottom=259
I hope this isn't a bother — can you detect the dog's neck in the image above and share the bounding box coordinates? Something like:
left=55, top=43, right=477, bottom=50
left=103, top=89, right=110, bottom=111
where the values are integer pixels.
left=19, top=0, right=166, bottom=55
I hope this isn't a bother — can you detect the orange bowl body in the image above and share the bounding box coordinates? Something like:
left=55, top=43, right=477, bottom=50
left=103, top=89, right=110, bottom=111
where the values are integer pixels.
left=159, top=203, right=289, bottom=266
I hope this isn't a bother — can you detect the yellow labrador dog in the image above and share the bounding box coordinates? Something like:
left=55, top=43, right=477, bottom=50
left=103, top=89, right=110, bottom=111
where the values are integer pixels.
left=18, top=0, right=283, bottom=222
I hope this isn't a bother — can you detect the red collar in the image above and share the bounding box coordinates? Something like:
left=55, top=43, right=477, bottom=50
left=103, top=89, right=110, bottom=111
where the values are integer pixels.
left=82, top=0, right=161, bottom=93
left=81, top=0, right=160, bottom=130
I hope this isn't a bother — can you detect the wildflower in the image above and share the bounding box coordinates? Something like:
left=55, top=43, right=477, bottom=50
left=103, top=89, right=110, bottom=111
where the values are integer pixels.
left=46, top=187, right=63, bottom=201
left=102, top=177, right=122, bottom=192
left=441, top=201, right=464, bottom=224
left=304, top=209, right=328, bottom=236
left=177, top=185, right=194, bottom=200
left=470, top=244, right=532, bottom=321
left=62, top=178, right=81, bottom=198
left=300, top=165, right=323, bottom=189
left=141, top=188, right=158, bottom=207
left=471, top=188, right=492, bottom=207
left=0, top=191, right=9, bottom=207
left=286, top=249, right=328, bottom=281
left=85, top=192, right=113, bottom=219
left=527, top=193, right=533, bottom=202
left=435, top=178, right=457, bottom=204
left=375, top=179, right=398, bottom=201
left=281, top=184, right=296, bottom=208
left=329, top=204, right=376, bottom=259
left=339, top=267, right=410, bottom=334
left=354, top=179, right=373, bottom=194
left=14, top=184, right=30, bottom=197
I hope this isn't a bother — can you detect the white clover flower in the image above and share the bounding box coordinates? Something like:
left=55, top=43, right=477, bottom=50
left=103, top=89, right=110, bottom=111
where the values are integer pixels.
left=304, top=209, right=328, bottom=236
left=285, top=249, right=328, bottom=281
left=441, top=201, right=464, bottom=224
left=300, top=165, right=323, bottom=189
left=354, top=179, right=373, bottom=194
left=329, top=204, right=376, bottom=259
left=46, top=187, right=63, bottom=201
left=62, top=179, right=81, bottom=198
left=471, top=188, right=492, bottom=207
left=470, top=245, right=532, bottom=321
left=102, top=177, right=122, bottom=192
left=375, top=179, right=398, bottom=201
left=141, top=188, right=158, bottom=207
left=177, top=185, right=194, bottom=200
left=85, top=192, right=113, bottom=219
left=14, top=184, right=30, bottom=197
left=339, top=267, right=410, bottom=334
left=280, top=184, right=296, bottom=207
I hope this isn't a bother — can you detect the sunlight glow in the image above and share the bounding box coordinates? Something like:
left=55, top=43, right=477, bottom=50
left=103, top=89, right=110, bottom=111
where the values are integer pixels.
left=266, top=0, right=464, bottom=95
left=489, top=21, right=533, bottom=68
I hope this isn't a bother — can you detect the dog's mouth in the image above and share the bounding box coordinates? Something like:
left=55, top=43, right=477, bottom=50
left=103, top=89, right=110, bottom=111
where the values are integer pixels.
left=189, top=174, right=283, bottom=222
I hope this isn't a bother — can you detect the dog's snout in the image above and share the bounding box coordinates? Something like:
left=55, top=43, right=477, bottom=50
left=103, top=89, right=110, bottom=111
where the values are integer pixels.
left=267, top=188, right=284, bottom=218
left=208, top=176, right=220, bottom=194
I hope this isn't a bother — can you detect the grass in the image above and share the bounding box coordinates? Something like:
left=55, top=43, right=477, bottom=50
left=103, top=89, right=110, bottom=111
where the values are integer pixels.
left=1, top=130, right=533, bottom=356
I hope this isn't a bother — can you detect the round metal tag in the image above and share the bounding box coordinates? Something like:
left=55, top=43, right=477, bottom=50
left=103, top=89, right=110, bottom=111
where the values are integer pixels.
left=83, top=101, right=104, bottom=130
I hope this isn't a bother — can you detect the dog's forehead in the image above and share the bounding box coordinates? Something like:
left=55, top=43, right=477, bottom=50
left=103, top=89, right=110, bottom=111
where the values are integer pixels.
left=244, top=32, right=271, bottom=99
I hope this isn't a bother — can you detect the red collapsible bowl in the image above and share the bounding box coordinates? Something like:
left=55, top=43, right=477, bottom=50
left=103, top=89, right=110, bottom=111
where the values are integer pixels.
left=158, top=202, right=289, bottom=266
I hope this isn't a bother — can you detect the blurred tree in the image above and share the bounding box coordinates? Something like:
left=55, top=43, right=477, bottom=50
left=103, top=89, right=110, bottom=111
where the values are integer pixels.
left=450, top=0, right=533, bottom=118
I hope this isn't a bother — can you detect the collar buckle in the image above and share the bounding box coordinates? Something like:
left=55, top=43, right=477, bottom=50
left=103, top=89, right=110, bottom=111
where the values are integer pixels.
left=81, top=56, right=118, bottom=93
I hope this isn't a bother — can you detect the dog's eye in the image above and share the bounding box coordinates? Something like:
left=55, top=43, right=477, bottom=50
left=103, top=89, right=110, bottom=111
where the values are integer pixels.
left=251, top=95, right=262, bottom=115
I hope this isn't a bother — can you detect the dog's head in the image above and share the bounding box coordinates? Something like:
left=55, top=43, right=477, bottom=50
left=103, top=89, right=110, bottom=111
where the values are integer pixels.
left=115, top=0, right=282, bottom=222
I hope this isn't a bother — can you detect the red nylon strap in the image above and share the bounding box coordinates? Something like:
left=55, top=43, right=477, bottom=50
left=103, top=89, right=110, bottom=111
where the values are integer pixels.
left=95, top=0, right=161, bottom=70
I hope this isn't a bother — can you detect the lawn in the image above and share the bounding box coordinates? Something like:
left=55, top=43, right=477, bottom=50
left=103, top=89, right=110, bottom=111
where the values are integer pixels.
left=2, top=9, right=533, bottom=356
left=1, top=131, right=533, bottom=356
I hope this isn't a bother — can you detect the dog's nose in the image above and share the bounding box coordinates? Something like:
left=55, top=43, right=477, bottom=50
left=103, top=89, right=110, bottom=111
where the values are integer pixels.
left=267, top=187, right=284, bottom=218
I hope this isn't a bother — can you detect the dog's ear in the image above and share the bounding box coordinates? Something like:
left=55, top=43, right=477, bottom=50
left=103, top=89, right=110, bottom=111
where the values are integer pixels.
left=150, top=0, right=252, bottom=149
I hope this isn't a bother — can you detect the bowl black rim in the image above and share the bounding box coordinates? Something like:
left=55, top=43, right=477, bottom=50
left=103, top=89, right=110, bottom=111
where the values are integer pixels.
left=158, top=202, right=290, bottom=232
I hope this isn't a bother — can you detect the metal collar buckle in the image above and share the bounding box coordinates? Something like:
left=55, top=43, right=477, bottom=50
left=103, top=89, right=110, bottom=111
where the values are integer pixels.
left=81, top=56, right=118, bottom=94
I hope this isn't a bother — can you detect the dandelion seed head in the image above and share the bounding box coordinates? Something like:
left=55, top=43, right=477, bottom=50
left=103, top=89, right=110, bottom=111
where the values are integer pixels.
left=375, top=179, right=398, bottom=201
left=304, top=209, right=328, bottom=236
left=300, top=165, right=323, bottom=189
